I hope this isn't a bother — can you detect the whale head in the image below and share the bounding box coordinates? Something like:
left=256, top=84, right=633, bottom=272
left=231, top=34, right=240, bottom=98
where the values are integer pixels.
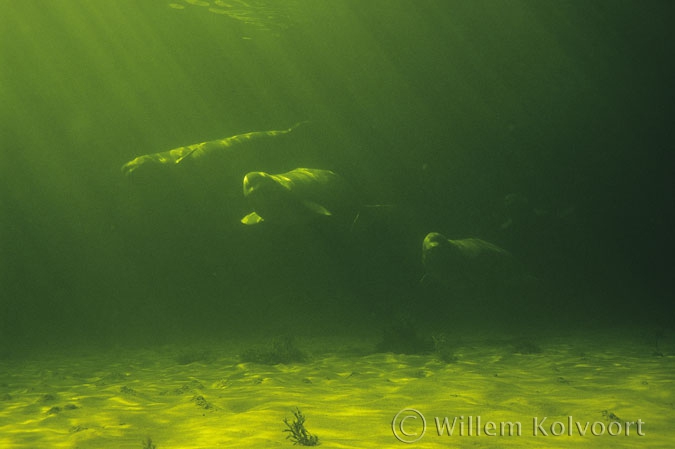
left=422, top=232, right=465, bottom=280
left=241, top=171, right=296, bottom=225
left=241, top=169, right=335, bottom=225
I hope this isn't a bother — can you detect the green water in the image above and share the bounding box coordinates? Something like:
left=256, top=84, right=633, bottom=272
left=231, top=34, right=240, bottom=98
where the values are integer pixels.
left=1, top=0, right=673, bottom=352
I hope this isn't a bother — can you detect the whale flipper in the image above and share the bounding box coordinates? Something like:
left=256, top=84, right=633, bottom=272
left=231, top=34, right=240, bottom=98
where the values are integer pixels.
left=301, top=200, right=332, bottom=216
left=241, top=212, right=264, bottom=225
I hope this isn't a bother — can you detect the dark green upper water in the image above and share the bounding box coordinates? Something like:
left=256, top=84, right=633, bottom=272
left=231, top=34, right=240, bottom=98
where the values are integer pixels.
left=1, top=0, right=673, bottom=351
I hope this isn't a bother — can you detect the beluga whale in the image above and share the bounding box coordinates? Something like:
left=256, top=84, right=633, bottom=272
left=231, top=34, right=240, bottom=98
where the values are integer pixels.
left=421, top=232, right=515, bottom=286
left=121, top=122, right=308, bottom=184
left=241, top=168, right=359, bottom=226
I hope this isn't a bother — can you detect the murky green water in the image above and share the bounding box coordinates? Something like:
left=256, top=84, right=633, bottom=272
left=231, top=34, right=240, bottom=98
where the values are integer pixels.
left=0, top=1, right=673, bottom=445
left=1, top=0, right=672, bottom=346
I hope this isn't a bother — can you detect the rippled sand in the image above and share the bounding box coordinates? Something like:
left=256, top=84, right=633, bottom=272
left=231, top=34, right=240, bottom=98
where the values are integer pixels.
left=1, top=329, right=672, bottom=448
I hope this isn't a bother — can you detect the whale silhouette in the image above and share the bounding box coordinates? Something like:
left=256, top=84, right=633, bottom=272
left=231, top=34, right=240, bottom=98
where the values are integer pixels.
left=421, top=232, right=514, bottom=286
left=121, top=122, right=307, bottom=183
left=241, top=168, right=359, bottom=226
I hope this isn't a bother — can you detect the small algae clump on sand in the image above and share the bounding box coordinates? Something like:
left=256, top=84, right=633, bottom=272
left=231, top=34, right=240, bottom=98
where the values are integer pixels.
left=240, top=336, right=307, bottom=364
left=175, top=349, right=212, bottom=365
left=192, top=394, right=215, bottom=411
left=376, top=317, right=432, bottom=355
left=283, top=408, right=319, bottom=446
left=431, top=333, right=457, bottom=363
left=512, top=339, right=542, bottom=354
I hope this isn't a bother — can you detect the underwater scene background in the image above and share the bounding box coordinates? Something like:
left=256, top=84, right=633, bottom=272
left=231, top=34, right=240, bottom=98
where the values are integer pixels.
left=0, top=1, right=673, bottom=447
left=2, top=0, right=671, bottom=346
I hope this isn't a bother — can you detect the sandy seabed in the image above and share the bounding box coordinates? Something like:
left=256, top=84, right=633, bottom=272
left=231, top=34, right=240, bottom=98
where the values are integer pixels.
left=1, top=328, right=673, bottom=449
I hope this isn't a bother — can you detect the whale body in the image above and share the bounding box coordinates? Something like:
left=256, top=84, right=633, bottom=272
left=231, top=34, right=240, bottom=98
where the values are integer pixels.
left=421, top=232, right=514, bottom=286
left=241, top=168, right=358, bottom=226
left=121, top=123, right=306, bottom=183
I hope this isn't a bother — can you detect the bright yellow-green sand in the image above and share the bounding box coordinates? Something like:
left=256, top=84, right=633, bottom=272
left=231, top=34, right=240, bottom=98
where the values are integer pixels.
left=1, top=329, right=672, bottom=448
